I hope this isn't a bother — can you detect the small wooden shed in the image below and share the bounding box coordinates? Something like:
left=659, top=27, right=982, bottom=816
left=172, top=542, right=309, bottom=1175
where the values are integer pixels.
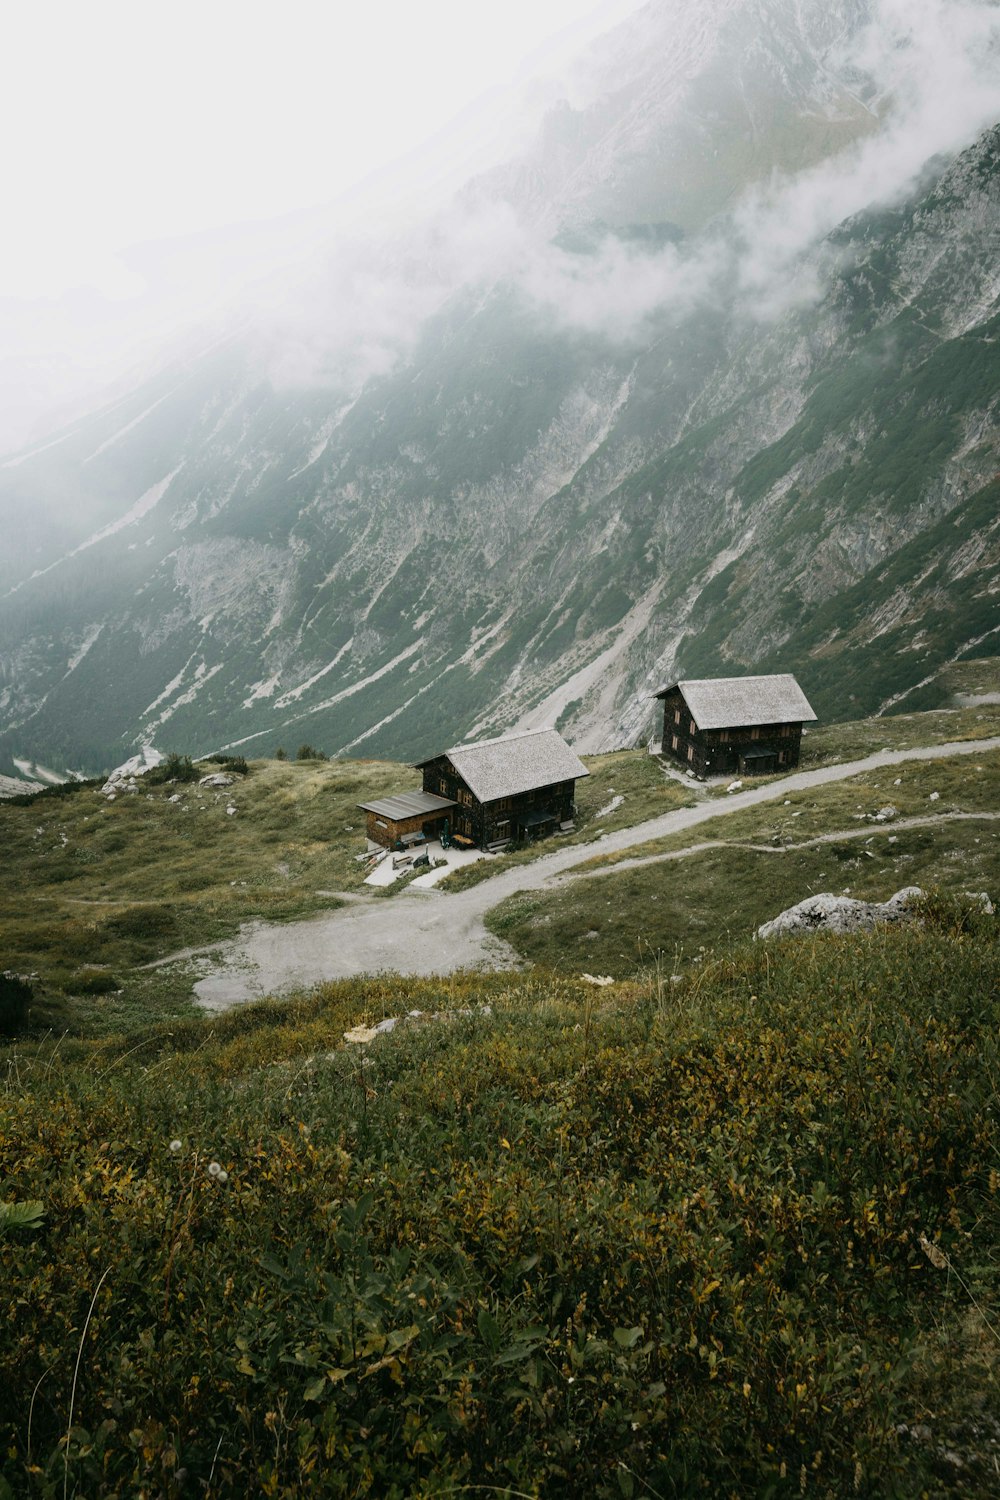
left=357, top=789, right=458, bottom=851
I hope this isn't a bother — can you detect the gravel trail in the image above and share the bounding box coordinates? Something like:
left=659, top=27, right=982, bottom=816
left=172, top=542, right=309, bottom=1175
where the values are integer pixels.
left=178, top=736, right=1000, bottom=1010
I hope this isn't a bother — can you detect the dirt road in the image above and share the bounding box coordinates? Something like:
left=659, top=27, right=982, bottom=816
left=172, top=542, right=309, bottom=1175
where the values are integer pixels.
left=180, top=736, right=1000, bottom=1010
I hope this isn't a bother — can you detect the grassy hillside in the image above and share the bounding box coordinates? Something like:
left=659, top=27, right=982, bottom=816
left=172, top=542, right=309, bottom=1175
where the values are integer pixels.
left=2, top=702, right=999, bottom=1493
left=0, top=747, right=692, bottom=1034
left=2, top=911, right=998, bottom=1496
left=489, top=748, right=1000, bottom=978
left=3, top=689, right=998, bottom=1034
left=0, top=755, right=410, bottom=1033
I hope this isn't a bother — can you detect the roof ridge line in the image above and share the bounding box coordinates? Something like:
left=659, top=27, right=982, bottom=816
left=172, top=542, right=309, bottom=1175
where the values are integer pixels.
left=447, top=724, right=556, bottom=754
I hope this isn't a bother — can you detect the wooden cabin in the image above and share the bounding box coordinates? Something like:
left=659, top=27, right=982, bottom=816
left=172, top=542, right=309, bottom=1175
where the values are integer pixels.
left=415, top=727, right=589, bottom=850
left=654, top=674, right=817, bottom=778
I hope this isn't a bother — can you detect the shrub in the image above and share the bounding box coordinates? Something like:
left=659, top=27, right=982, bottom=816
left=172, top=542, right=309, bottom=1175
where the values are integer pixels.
left=274, top=747, right=287, bottom=761
left=68, top=969, right=121, bottom=996
left=205, top=754, right=249, bottom=776
left=145, top=752, right=199, bottom=786
left=296, top=744, right=328, bottom=761
left=0, top=972, right=32, bottom=1034
left=6, top=777, right=102, bottom=808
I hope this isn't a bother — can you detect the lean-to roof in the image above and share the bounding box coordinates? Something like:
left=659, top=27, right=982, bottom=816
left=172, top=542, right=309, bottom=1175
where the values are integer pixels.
left=357, top=789, right=457, bottom=821
left=655, top=674, right=817, bottom=729
left=420, top=727, right=589, bottom=804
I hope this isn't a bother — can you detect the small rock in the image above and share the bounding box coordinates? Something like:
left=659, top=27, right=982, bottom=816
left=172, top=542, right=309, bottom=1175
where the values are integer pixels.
left=872, top=805, right=898, bottom=822
left=199, top=773, right=235, bottom=788
left=893, top=778, right=902, bottom=786
left=962, top=891, right=995, bottom=915
left=726, top=779, right=743, bottom=793
left=928, top=791, right=940, bottom=801
left=344, top=1024, right=381, bottom=1045
left=226, top=805, right=237, bottom=816
left=167, top=794, right=181, bottom=804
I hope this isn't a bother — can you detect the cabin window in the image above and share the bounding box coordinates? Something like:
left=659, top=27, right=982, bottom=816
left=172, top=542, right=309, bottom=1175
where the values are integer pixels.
left=687, top=745, right=694, bottom=762
left=674, top=709, right=681, bottom=725
left=751, top=727, right=760, bottom=740
left=457, top=787, right=472, bottom=806
left=375, top=819, right=387, bottom=829
left=494, top=796, right=511, bottom=812
left=671, top=735, right=679, bottom=752
left=439, top=778, right=449, bottom=795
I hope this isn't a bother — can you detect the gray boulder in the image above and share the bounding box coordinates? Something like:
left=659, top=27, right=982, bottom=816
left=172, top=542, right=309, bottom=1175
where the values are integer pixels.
left=757, top=886, right=925, bottom=939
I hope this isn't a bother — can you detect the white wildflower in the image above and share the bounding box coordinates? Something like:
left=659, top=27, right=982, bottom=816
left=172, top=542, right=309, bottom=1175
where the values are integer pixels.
left=169, top=1139, right=182, bottom=1154
left=216, top=1170, right=229, bottom=1185
left=207, top=1161, right=222, bottom=1178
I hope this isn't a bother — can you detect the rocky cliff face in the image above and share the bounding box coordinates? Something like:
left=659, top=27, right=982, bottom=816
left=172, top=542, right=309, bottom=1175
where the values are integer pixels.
left=0, top=1, right=997, bottom=775
left=470, top=0, right=880, bottom=234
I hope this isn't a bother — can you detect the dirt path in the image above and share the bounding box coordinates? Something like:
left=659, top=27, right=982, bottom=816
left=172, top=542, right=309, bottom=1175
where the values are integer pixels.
left=570, top=809, right=1000, bottom=881
left=180, top=736, right=1000, bottom=1010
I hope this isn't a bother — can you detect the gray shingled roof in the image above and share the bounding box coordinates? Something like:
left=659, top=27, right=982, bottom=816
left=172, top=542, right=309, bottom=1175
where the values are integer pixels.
left=655, top=674, right=817, bottom=729
left=432, top=727, right=589, bottom=804
left=357, top=790, right=457, bottom=821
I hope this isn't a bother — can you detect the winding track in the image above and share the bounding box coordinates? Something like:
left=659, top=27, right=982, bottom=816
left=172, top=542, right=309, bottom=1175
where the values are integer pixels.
left=175, top=737, right=1000, bottom=1010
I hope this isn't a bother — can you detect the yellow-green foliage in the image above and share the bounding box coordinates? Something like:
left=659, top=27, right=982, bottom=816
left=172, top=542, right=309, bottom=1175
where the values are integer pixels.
left=1, top=908, right=998, bottom=1496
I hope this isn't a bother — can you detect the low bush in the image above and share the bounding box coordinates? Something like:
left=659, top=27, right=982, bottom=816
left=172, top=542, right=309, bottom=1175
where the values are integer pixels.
left=145, top=752, right=200, bottom=786
left=205, top=754, right=250, bottom=775
left=5, top=777, right=102, bottom=807
left=0, top=972, right=32, bottom=1034
left=68, top=969, right=122, bottom=996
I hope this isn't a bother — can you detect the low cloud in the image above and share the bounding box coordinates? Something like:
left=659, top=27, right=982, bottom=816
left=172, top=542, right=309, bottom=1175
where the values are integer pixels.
left=263, top=0, right=1000, bottom=402
left=733, top=0, right=1000, bottom=311
left=1, top=2, right=996, bottom=456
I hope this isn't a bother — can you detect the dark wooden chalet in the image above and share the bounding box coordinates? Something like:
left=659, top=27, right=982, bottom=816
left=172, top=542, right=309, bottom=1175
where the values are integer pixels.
left=415, top=727, right=589, bottom=849
left=654, top=674, right=817, bottom=778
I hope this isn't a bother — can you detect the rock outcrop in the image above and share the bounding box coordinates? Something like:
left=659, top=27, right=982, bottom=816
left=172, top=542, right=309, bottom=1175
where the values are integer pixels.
left=757, top=886, right=926, bottom=939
